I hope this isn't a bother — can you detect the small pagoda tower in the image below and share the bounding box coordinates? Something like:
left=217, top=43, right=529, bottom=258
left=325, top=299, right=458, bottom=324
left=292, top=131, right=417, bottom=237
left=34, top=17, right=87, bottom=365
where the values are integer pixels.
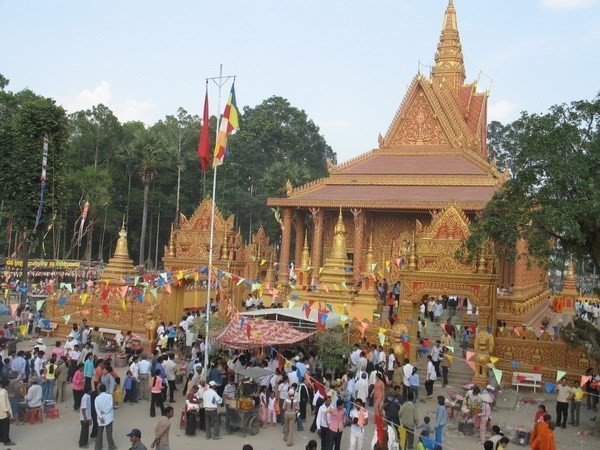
left=559, top=257, right=579, bottom=311
left=99, top=222, right=137, bottom=281
left=296, top=231, right=312, bottom=287
left=318, top=209, right=354, bottom=287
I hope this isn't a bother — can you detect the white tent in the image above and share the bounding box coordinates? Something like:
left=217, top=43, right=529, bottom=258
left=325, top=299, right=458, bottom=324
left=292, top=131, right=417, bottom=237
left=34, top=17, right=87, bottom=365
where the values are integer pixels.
left=241, top=307, right=341, bottom=330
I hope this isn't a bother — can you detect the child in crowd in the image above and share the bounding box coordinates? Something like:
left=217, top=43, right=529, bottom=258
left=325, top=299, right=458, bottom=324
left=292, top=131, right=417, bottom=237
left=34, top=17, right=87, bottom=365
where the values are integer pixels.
left=416, top=416, right=431, bottom=438
left=267, top=390, right=278, bottom=426
left=113, top=376, right=122, bottom=408
left=123, top=370, right=134, bottom=403
left=259, top=385, right=268, bottom=428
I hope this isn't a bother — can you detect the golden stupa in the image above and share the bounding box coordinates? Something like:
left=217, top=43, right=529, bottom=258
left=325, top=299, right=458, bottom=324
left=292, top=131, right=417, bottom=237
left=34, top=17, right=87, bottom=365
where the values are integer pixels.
left=99, top=222, right=137, bottom=281
left=318, top=208, right=354, bottom=286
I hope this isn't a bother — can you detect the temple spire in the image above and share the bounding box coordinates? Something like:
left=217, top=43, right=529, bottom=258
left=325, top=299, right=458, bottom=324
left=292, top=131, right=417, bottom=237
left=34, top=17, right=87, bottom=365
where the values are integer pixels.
left=431, top=0, right=466, bottom=89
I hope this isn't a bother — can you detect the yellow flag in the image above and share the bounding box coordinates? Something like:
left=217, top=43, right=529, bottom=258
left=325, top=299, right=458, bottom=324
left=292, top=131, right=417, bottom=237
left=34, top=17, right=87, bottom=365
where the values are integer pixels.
left=379, top=327, right=387, bottom=335
left=19, top=325, right=27, bottom=336
left=81, top=292, right=88, bottom=305
left=120, top=299, right=127, bottom=311
left=490, top=356, right=499, bottom=364
left=177, top=270, right=185, bottom=280
left=260, top=259, right=266, bottom=266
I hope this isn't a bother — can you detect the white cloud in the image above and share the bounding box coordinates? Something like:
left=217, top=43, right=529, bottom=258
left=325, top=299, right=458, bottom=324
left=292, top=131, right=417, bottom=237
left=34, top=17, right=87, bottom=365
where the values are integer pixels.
left=58, top=81, right=156, bottom=124
left=542, top=0, right=596, bottom=9
left=488, top=100, right=518, bottom=123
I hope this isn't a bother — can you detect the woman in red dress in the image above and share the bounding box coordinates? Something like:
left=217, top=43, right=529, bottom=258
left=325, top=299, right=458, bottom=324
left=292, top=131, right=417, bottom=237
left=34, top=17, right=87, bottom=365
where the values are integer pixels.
left=373, top=372, right=385, bottom=417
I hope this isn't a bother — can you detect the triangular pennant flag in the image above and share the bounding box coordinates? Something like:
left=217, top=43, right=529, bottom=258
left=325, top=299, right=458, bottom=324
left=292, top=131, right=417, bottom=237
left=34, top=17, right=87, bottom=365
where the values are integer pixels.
left=533, top=365, right=542, bottom=372
left=440, top=323, right=446, bottom=332
left=511, top=361, right=519, bottom=369
left=402, top=333, right=409, bottom=341
left=136, top=293, right=143, bottom=303
left=467, top=360, right=476, bottom=372
left=326, top=303, right=333, bottom=312
left=101, top=304, right=110, bottom=316
left=119, top=285, right=129, bottom=298
left=260, top=259, right=266, bottom=266
left=65, top=283, right=73, bottom=293
left=340, top=314, right=349, bottom=322
left=492, top=368, right=503, bottom=384
left=81, top=292, right=88, bottom=305
left=545, top=382, right=556, bottom=394
left=489, top=356, right=499, bottom=364
left=340, top=282, right=347, bottom=289
left=513, top=327, right=520, bottom=336
left=120, top=298, right=127, bottom=311
left=422, top=339, right=432, bottom=348
left=370, top=263, right=377, bottom=271
left=163, top=284, right=171, bottom=294
left=445, top=345, right=454, bottom=353
left=354, top=310, right=361, bottom=320
left=63, top=314, right=71, bottom=324
left=81, top=309, right=90, bottom=315
left=319, top=267, right=324, bottom=274
left=455, top=325, right=461, bottom=331
left=305, top=306, right=311, bottom=319
left=446, top=355, right=453, bottom=364
left=288, top=301, right=295, bottom=309
left=134, top=276, right=140, bottom=286
left=151, top=288, right=158, bottom=298
left=379, top=327, right=387, bottom=335
left=236, top=278, right=245, bottom=286
left=402, top=342, right=410, bottom=354
left=372, top=312, right=381, bottom=318
left=59, top=296, right=67, bottom=308
left=36, top=299, right=45, bottom=310
left=378, top=332, right=386, bottom=347
left=19, top=325, right=27, bottom=336
left=486, top=326, right=492, bottom=333
left=466, top=351, right=474, bottom=361
left=581, top=375, right=591, bottom=387
left=556, top=370, right=567, bottom=382
left=322, top=284, right=329, bottom=293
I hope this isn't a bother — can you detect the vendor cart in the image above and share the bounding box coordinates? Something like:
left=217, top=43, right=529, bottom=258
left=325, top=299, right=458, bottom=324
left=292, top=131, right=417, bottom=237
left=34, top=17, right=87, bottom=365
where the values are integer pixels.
left=226, top=367, right=274, bottom=437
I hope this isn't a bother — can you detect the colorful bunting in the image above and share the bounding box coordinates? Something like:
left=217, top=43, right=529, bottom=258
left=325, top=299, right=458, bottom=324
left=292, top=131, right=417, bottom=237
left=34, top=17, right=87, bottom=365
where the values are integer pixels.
left=492, top=368, right=503, bottom=384
left=556, top=370, right=567, bottom=382
left=466, top=351, right=474, bottom=361
left=101, top=305, right=110, bottom=316
left=378, top=332, right=386, bottom=347
left=62, top=314, right=71, bottom=324
left=81, top=292, right=88, bottom=305
left=581, top=375, right=591, bottom=387
left=467, top=360, right=476, bottom=372
left=19, top=325, right=27, bottom=336
left=36, top=299, right=45, bottom=310
left=511, top=361, right=519, bottom=369
left=545, top=382, right=555, bottom=394
left=288, top=301, right=295, bottom=309
left=59, top=296, right=67, bottom=308
left=489, top=356, right=499, bottom=364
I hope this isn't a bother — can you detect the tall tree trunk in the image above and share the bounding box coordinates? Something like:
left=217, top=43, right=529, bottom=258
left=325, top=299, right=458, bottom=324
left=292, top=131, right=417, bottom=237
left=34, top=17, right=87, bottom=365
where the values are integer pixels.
left=155, top=201, right=161, bottom=270
left=126, top=173, right=132, bottom=226
left=175, top=168, right=181, bottom=228
left=139, top=182, right=150, bottom=266
left=147, top=212, right=154, bottom=269
left=20, top=233, right=30, bottom=305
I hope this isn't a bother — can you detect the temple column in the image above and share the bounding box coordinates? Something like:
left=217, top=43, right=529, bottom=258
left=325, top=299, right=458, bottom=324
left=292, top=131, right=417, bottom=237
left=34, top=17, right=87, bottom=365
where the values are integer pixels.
left=294, top=211, right=305, bottom=268
left=398, top=299, right=419, bottom=362
left=277, top=207, right=293, bottom=284
left=352, top=209, right=365, bottom=285
left=310, top=208, right=324, bottom=284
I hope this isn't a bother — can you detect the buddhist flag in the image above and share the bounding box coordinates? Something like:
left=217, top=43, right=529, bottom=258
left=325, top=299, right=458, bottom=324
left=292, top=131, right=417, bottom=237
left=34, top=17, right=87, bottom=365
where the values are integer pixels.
left=198, top=84, right=211, bottom=172
left=213, top=82, right=239, bottom=167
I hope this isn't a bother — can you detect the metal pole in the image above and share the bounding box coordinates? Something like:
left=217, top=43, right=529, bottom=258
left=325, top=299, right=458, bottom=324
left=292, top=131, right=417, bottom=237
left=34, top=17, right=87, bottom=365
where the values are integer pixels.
left=203, top=64, right=235, bottom=378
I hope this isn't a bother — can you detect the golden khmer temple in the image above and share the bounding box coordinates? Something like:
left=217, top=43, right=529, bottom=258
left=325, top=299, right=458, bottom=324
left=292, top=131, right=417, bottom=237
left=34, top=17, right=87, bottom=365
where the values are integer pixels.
left=267, top=0, right=549, bottom=359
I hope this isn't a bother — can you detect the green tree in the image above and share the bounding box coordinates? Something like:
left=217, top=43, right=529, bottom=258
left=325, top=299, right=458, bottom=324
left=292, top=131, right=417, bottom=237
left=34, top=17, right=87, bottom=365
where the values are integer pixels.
left=314, top=328, right=352, bottom=376
left=223, top=96, right=336, bottom=239
left=0, top=85, right=68, bottom=287
left=130, top=128, right=166, bottom=266
left=465, top=94, right=600, bottom=271
left=152, top=108, right=199, bottom=225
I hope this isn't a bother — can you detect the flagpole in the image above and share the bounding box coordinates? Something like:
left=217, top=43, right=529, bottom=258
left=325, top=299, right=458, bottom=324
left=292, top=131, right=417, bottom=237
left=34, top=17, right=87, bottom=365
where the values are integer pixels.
left=203, top=64, right=235, bottom=378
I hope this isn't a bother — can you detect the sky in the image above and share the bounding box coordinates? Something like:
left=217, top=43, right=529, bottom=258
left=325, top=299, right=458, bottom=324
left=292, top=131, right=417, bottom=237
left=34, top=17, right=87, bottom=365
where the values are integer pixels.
left=1, top=0, right=599, bottom=163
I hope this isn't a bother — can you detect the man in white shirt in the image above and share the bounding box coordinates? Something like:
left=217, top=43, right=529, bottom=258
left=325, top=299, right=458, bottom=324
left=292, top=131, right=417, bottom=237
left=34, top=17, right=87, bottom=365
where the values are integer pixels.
left=316, top=396, right=331, bottom=450
left=95, top=383, right=116, bottom=450
left=425, top=355, right=437, bottom=398
left=350, top=345, right=361, bottom=371
left=0, top=379, right=15, bottom=446
left=129, top=356, right=140, bottom=403
left=203, top=381, right=222, bottom=439
left=137, top=354, right=151, bottom=401
left=355, top=373, right=369, bottom=404
left=35, top=338, right=48, bottom=353
left=178, top=317, right=189, bottom=332
left=402, top=358, right=414, bottom=399
left=387, top=350, right=396, bottom=381
left=431, top=341, right=441, bottom=377
left=24, top=378, right=43, bottom=409
left=79, top=386, right=92, bottom=448
left=33, top=351, right=46, bottom=378
left=349, top=399, right=369, bottom=450
left=163, top=353, right=178, bottom=403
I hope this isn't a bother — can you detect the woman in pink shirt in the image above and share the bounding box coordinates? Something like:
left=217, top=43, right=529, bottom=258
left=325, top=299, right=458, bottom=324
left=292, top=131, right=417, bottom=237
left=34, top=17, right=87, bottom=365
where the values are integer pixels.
left=51, top=341, right=64, bottom=360
left=72, top=362, right=85, bottom=411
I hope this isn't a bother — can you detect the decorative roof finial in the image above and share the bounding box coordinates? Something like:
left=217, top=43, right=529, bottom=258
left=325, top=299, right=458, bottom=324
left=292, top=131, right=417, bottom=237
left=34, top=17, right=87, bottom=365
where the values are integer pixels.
left=431, top=0, right=466, bottom=89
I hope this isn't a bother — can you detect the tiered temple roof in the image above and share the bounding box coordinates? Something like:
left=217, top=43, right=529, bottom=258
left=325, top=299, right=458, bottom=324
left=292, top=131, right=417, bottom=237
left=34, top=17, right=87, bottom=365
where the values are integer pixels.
left=269, top=0, right=507, bottom=212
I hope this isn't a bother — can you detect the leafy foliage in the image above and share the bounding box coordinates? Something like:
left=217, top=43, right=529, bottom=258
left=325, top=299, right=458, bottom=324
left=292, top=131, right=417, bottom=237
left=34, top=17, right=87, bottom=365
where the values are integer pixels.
left=314, top=328, right=352, bottom=376
left=466, top=94, right=600, bottom=270
left=560, top=317, right=600, bottom=365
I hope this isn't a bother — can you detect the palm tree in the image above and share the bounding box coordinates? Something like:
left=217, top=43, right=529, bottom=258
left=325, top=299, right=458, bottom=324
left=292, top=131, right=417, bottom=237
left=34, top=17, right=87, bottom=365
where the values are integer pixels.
left=131, top=128, right=164, bottom=267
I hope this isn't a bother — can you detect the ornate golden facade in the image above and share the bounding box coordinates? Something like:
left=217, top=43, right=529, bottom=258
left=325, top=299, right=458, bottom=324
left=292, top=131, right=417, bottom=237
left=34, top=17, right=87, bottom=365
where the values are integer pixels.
left=267, top=0, right=548, bottom=359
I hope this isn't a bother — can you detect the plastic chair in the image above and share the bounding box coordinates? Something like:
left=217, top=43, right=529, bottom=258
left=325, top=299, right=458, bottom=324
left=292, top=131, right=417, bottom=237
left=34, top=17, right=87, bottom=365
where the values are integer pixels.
left=28, top=407, right=44, bottom=424
left=45, top=408, right=60, bottom=419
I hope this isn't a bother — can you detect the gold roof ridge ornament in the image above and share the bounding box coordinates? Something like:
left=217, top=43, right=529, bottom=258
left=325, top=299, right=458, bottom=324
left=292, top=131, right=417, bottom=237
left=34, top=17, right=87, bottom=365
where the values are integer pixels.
left=431, top=0, right=466, bottom=90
